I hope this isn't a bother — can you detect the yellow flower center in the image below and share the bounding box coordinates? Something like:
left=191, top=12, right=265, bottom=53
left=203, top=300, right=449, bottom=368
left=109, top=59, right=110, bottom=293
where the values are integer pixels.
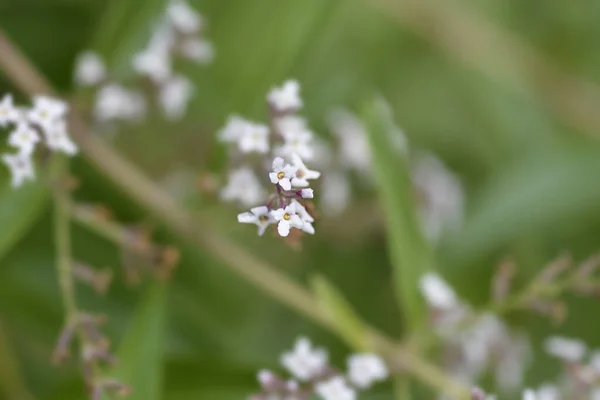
left=283, top=213, right=291, bottom=221
left=258, top=215, right=269, bottom=224
left=296, top=169, right=305, bottom=178
left=277, top=171, right=285, bottom=180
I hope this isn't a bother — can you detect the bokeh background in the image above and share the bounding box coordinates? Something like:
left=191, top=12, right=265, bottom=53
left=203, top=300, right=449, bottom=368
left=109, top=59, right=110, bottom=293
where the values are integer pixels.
left=1, top=0, right=600, bottom=399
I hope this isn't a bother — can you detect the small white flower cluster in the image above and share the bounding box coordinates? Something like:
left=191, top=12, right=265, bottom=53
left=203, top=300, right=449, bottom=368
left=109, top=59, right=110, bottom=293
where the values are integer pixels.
left=323, top=107, right=464, bottom=243
left=74, top=0, right=213, bottom=123
left=250, top=337, right=388, bottom=400
left=0, top=94, right=77, bottom=188
left=218, top=80, right=321, bottom=237
left=532, top=335, right=600, bottom=398
left=419, top=272, right=532, bottom=392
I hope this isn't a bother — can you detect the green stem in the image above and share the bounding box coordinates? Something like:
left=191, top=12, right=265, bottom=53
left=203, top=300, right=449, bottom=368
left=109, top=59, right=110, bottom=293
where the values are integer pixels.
left=0, top=29, right=471, bottom=400
left=52, top=159, right=77, bottom=319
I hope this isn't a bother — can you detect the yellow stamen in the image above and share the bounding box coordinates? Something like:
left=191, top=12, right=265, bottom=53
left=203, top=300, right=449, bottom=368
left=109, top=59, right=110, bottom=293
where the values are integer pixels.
left=277, top=171, right=285, bottom=180
left=296, top=169, right=305, bottom=178
left=283, top=213, right=291, bottom=221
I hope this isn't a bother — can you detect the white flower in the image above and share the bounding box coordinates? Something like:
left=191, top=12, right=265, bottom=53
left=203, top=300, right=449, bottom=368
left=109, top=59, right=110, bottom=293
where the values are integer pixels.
left=271, top=203, right=304, bottom=237
left=220, top=167, right=265, bottom=207
left=44, top=120, right=78, bottom=155
left=291, top=200, right=315, bottom=235
left=238, top=123, right=269, bottom=154
left=218, top=115, right=249, bottom=143
left=94, top=84, right=146, bottom=122
left=180, top=38, right=215, bottom=64
left=0, top=94, right=21, bottom=127
left=419, top=273, right=459, bottom=310
left=257, top=369, right=277, bottom=387
left=300, top=188, right=314, bottom=199
left=2, top=152, right=35, bottom=188
left=522, top=385, right=560, bottom=400
left=237, top=206, right=275, bottom=236
left=167, top=0, right=203, bottom=34
left=74, top=51, right=106, bottom=86
left=275, top=117, right=315, bottom=160
left=132, top=46, right=172, bottom=83
left=269, top=157, right=295, bottom=191
left=280, top=337, right=327, bottom=381
left=320, top=170, right=350, bottom=217
left=315, top=376, right=356, bottom=400
left=544, top=336, right=587, bottom=362
left=328, top=109, right=371, bottom=173
left=347, top=353, right=388, bottom=389
left=267, top=80, right=302, bottom=112
left=411, top=153, right=464, bottom=243
left=28, top=96, right=68, bottom=133
left=159, top=75, right=195, bottom=120
left=8, top=122, right=40, bottom=155
left=290, top=153, right=320, bottom=187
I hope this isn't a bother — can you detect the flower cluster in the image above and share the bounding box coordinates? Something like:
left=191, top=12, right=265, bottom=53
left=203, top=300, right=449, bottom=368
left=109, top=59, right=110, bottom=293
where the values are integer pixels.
left=419, top=272, right=532, bottom=393
left=322, top=107, right=464, bottom=243
left=74, top=0, right=213, bottom=123
left=250, top=337, right=388, bottom=400
left=0, top=94, right=77, bottom=188
left=218, top=80, right=321, bottom=237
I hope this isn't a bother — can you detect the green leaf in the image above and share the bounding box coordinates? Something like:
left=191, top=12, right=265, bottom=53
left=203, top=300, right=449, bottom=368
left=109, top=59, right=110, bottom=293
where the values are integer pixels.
left=0, top=181, right=48, bottom=262
left=311, top=275, right=369, bottom=351
left=362, top=96, right=433, bottom=331
left=105, top=280, right=168, bottom=400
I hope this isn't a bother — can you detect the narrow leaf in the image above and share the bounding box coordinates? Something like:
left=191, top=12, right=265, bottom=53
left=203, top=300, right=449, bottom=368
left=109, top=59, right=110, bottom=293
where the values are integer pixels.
left=362, top=96, right=433, bottom=331
left=105, top=280, right=168, bottom=400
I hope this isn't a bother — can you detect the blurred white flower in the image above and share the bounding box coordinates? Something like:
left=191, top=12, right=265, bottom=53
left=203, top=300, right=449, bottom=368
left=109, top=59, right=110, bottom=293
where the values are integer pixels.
left=328, top=109, right=372, bottom=174
left=257, top=369, right=277, bottom=388
left=167, top=0, right=203, bottom=34
left=347, top=353, right=388, bottom=389
left=544, top=336, right=587, bottom=363
left=159, top=75, right=195, bottom=120
left=181, top=38, right=215, bottom=64
left=8, top=122, right=39, bottom=155
left=272, top=203, right=304, bottom=237
left=320, top=170, right=350, bottom=217
left=218, top=115, right=250, bottom=143
left=2, top=152, right=35, bottom=188
left=269, top=157, right=294, bottom=191
left=315, top=376, right=356, bottom=400
left=74, top=51, right=106, bottom=86
left=132, top=46, right=172, bottom=83
left=411, top=152, right=464, bottom=243
left=590, top=350, right=600, bottom=372
left=268, top=80, right=302, bottom=112
left=290, top=153, right=320, bottom=188
left=28, top=96, right=68, bottom=134
left=94, top=84, right=146, bottom=122
left=291, top=199, right=315, bottom=235
left=419, top=272, right=459, bottom=310
left=239, top=123, right=270, bottom=154
left=238, top=206, right=275, bottom=236
left=44, top=120, right=78, bottom=155
left=495, top=332, right=531, bottom=390
left=276, top=120, right=314, bottom=161
left=0, top=94, right=21, bottom=127
left=220, top=167, right=265, bottom=207
left=523, top=385, right=560, bottom=400
left=280, top=337, right=327, bottom=381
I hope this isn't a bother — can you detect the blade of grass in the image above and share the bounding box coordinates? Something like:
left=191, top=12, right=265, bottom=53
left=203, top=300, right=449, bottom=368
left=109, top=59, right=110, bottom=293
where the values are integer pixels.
left=104, top=281, right=168, bottom=400
left=362, top=96, right=433, bottom=331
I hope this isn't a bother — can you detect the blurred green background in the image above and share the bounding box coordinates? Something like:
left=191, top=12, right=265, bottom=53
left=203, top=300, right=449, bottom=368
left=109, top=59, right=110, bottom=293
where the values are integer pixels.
left=1, top=0, right=600, bottom=399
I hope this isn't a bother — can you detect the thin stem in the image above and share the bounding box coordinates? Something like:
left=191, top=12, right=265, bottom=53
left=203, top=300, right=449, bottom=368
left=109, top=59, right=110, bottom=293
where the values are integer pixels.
left=0, top=29, right=471, bottom=399
left=52, top=159, right=77, bottom=319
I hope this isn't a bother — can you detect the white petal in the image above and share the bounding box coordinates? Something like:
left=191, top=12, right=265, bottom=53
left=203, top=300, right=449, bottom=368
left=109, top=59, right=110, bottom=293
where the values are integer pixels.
left=251, top=206, right=269, bottom=215
left=300, top=189, right=314, bottom=198
left=237, top=212, right=257, bottom=224
left=272, top=157, right=285, bottom=170
left=271, top=208, right=285, bottom=221
left=302, top=222, right=315, bottom=235
left=269, top=172, right=279, bottom=184
left=277, top=220, right=291, bottom=237
left=279, top=178, right=292, bottom=191
left=289, top=215, right=304, bottom=229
